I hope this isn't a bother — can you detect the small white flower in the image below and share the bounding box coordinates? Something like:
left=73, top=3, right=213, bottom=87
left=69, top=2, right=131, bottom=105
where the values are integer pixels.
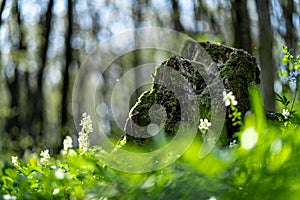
left=11, top=156, right=19, bottom=167
left=223, top=91, right=238, bottom=106
left=63, top=136, right=73, bottom=151
left=40, top=149, right=50, bottom=164
left=53, top=188, right=60, bottom=195
left=229, top=139, right=238, bottom=148
left=198, top=119, right=211, bottom=131
left=282, top=109, right=290, bottom=119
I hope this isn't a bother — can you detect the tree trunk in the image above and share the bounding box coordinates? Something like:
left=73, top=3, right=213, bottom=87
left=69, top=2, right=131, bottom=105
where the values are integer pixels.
left=4, top=0, right=23, bottom=141
left=30, top=0, right=54, bottom=145
left=171, top=0, right=184, bottom=32
left=231, top=0, right=252, bottom=53
left=131, top=0, right=145, bottom=106
left=255, top=0, right=275, bottom=111
left=194, top=0, right=221, bottom=34
left=125, top=42, right=260, bottom=145
left=281, top=0, right=297, bottom=55
left=61, top=0, right=73, bottom=133
left=0, top=0, right=6, bottom=75
left=0, top=0, right=6, bottom=24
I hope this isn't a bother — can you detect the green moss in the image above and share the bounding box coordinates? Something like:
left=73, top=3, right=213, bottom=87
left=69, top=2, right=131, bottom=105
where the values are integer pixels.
left=125, top=42, right=260, bottom=144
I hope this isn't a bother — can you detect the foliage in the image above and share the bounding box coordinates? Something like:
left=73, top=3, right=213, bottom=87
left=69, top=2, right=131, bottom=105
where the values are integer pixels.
left=1, top=46, right=300, bottom=200
left=1, top=94, right=300, bottom=200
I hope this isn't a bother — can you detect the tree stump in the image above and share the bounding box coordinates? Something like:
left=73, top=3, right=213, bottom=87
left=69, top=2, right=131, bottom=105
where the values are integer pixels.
left=124, top=42, right=260, bottom=145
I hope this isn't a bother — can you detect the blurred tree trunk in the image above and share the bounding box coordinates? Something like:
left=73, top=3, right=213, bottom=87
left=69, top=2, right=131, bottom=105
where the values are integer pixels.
left=4, top=0, right=24, bottom=141
left=255, top=0, right=275, bottom=111
left=171, top=0, right=184, bottom=32
left=0, top=0, right=6, bottom=73
left=193, top=0, right=221, bottom=34
left=131, top=0, right=145, bottom=107
left=281, top=0, right=297, bottom=55
left=29, top=0, right=54, bottom=146
left=0, top=0, right=6, bottom=24
left=61, top=0, right=73, bottom=134
left=231, top=0, right=252, bottom=53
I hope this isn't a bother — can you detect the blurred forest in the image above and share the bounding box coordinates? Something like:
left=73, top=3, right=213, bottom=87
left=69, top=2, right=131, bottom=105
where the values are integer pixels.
left=0, top=0, right=299, bottom=153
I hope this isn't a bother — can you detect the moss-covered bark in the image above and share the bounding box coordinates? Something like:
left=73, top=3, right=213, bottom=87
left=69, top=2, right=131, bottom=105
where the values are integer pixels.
left=124, top=42, right=260, bottom=145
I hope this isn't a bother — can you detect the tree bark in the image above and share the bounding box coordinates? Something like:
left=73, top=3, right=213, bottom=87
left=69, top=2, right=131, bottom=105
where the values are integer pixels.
left=171, top=0, right=184, bottom=32
left=125, top=42, right=260, bottom=145
left=255, top=0, right=275, bottom=111
left=281, top=0, right=297, bottom=55
left=231, top=0, right=252, bottom=53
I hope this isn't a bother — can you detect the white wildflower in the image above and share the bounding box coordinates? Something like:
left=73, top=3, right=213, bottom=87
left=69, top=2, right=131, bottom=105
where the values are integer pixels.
left=11, top=156, right=19, bottom=167
left=63, top=136, right=73, bottom=151
left=282, top=109, right=290, bottom=119
left=80, top=112, right=93, bottom=133
left=40, top=149, right=50, bottom=164
left=223, top=91, right=238, bottom=106
left=198, top=119, right=211, bottom=131
left=229, top=139, right=238, bottom=148
left=78, top=113, right=93, bottom=152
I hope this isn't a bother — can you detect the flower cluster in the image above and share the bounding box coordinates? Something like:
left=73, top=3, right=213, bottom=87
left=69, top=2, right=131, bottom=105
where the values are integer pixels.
left=223, top=90, right=242, bottom=126
left=63, top=136, right=73, bottom=151
left=283, top=70, right=300, bottom=83
left=78, top=112, right=93, bottom=152
left=229, top=139, right=238, bottom=148
left=61, top=135, right=73, bottom=155
left=40, top=149, right=50, bottom=164
left=198, top=119, right=211, bottom=131
left=223, top=91, right=238, bottom=106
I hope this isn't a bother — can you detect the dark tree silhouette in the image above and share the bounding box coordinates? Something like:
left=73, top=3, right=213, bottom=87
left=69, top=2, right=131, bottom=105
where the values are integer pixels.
left=231, top=0, right=252, bottom=53
left=61, top=0, right=73, bottom=136
left=171, top=0, right=184, bottom=32
left=29, top=0, right=54, bottom=146
left=281, top=0, right=297, bottom=55
left=255, top=0, right=275, bottom=111
left=4, top=0, right=24, bottom=141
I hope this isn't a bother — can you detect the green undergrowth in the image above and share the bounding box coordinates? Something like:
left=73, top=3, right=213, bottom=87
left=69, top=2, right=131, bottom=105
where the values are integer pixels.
left=1, top=44, right=300, bottom=200
left=1, top=87, right=300, bottom=200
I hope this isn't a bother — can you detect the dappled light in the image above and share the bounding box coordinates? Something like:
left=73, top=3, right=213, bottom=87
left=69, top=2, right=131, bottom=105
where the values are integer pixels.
left=1, top=0, right=300, bottom=199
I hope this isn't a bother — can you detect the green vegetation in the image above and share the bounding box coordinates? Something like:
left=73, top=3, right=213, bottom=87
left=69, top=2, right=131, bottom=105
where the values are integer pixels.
left=1, top=45, right=300, bottom=200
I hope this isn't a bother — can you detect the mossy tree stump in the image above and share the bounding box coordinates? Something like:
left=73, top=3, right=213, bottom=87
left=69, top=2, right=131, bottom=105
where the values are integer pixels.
left=124, top=42, right=260, bottom=145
